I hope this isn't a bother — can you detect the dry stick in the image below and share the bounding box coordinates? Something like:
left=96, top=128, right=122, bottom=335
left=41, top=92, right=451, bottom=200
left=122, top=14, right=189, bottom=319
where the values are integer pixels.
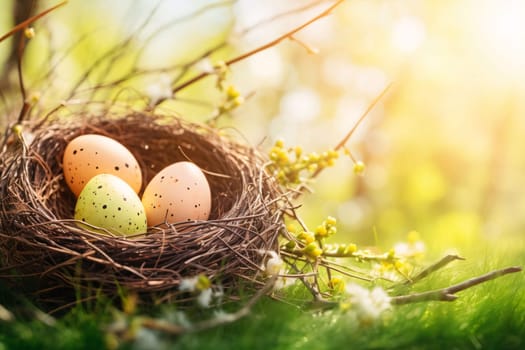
left=335, top=82, right=393, bottom=152
left=404, top=254, right=465, bottom=285
left=0, top=1, right=68, bottom=43
left=83, top=1, right=233, bottom=105
left=66, top=2, right=234, bottom=105
left=240, top=0, right=330, bottom=35
left=171, top=0, right=345, bottom=96
left=9, top=1, right=68, bottom=124
left=65, top=1, right=164, bottom=101
left=281, top=253, right=326, bottom=301
left=162, top=0, right=328, bottom=104
left=279, top=81, right=394, bottom=205
left=140, top=275, right=278, bottom=335
left=293, top=83, right=392, bottom=294
left=391, top=266, right=522, bottom=305
left=134, top=0, right=236, bottom=65
left=307, top=81, right=393, bottom=180
left=16, top=28, right=29, bottom=124
left=69, top=1, right=335, bottom=110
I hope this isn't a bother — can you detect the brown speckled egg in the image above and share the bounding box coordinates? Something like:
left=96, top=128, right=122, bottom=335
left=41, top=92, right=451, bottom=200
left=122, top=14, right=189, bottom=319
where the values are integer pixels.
left=142, top=161, right=211, bottom=226
left=63, top=134, right=142, bottom=197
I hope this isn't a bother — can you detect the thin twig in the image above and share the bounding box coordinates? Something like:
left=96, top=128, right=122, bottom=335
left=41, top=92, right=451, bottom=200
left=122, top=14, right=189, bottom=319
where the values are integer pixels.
left=0, top=1, right=68, bottom=43
left=334, top=82, right=393, bottom=151
left=404, top=254, right=465, bottom=285
left=16, top=33, right=29, bottom=123
left=171, top=0, right=345, bottom=95
left=305, top=82, right=393, bottom=182
left=391, top=266, right=522, bottom=305
left=240, top=0, right=330, bottom=35
left=140, top=275, right=278, bottom=335
left=281, top=254, right=326, bottom=302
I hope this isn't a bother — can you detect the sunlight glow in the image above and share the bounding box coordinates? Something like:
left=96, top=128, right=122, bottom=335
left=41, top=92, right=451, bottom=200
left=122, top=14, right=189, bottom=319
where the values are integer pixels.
left=475, top=0, right=525, bottom=72
left=391, top=16, right=426, bottom=54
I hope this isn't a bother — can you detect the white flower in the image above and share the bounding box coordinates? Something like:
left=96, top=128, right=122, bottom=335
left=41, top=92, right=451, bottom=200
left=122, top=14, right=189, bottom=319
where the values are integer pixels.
left=197, top=288, right=213, bottom=308
left=194, top=58, right=214, bottom=74
left=345, top=283, right=391, bottom=322
left=179, top=276, right=199, bottom=292
left=0, top=304, right=13, bottom=322
left=370, top=263, right=401, bottom=282
left=394, top=241, right=426, bottom=258
left=179, top=275, right=217, bottom=308
left=257, top=250, right=296, bottom=290
left=370, top=287, right=391, bottom=313
left=258, top=250, right=285, bottom=277
left=273, top=275, right=296, bottom=290
left=213, top=285, right=224, bottom=304
left=265, top=251, right=284, bottom=276
left=213, top=310, right=236, bottom=323
left=164, top=311, right=191, bottom=328
left=145, top=74, right=172, bottom=105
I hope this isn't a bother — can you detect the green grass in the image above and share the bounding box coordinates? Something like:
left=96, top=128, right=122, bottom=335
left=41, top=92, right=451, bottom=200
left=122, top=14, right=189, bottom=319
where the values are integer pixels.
left=173, top=253, right=525, bottom=350
left=0, top=242, right=523, bottom=350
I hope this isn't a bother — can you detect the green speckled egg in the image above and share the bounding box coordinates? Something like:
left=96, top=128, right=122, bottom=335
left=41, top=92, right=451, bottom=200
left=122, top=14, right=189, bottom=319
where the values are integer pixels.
left=74, top=174, right=147, bottom=236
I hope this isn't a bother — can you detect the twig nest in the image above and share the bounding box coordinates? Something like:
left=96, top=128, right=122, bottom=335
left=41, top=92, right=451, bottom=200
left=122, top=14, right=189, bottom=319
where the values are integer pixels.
left=0, top=113, right=284, bottom=307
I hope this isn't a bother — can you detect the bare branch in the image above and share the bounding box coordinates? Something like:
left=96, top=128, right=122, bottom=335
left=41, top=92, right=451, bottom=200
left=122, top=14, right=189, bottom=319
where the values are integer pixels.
left=334, top=82, right=393, bottom=151
left=391, top=266, right=522, bottom=305
left=240, top=0, right=330, bottom=35
left=305, top=81, right=393, bottom=181
left=171, top=0, right=345, bottom=95
left=404, top=254, right=465, bottom=285
left=0, top=1, right=67, bottom=43
left=140, top=275, right=278, bottom=335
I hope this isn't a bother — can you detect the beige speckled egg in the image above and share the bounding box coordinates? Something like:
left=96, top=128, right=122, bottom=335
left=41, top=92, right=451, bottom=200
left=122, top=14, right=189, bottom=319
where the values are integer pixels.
left=74, top=174, right=147, bottom=236
left=63, top=134, right=142, bottom=197
left=142, top=161, right=211, bottom=226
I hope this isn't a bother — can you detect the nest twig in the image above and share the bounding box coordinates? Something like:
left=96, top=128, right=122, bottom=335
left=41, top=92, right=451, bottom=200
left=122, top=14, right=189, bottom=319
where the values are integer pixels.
left=0, top=113, right=285, bottom=307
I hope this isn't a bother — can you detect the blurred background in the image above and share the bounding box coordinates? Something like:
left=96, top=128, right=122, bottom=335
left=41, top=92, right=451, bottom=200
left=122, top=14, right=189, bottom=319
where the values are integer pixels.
left=1, top=0, right=524, bottom=255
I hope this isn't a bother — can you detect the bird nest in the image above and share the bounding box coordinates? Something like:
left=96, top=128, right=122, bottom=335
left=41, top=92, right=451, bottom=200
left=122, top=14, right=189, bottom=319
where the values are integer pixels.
left=0, top=113, right=284, bottom=308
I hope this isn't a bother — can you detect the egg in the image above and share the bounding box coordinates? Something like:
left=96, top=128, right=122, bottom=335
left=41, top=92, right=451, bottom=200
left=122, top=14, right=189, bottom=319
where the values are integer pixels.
left=142, top=161, right=212, bottom=226
left=74, top=174, right=147, bottom=236
left=63, top=134, right=142, bottom=197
